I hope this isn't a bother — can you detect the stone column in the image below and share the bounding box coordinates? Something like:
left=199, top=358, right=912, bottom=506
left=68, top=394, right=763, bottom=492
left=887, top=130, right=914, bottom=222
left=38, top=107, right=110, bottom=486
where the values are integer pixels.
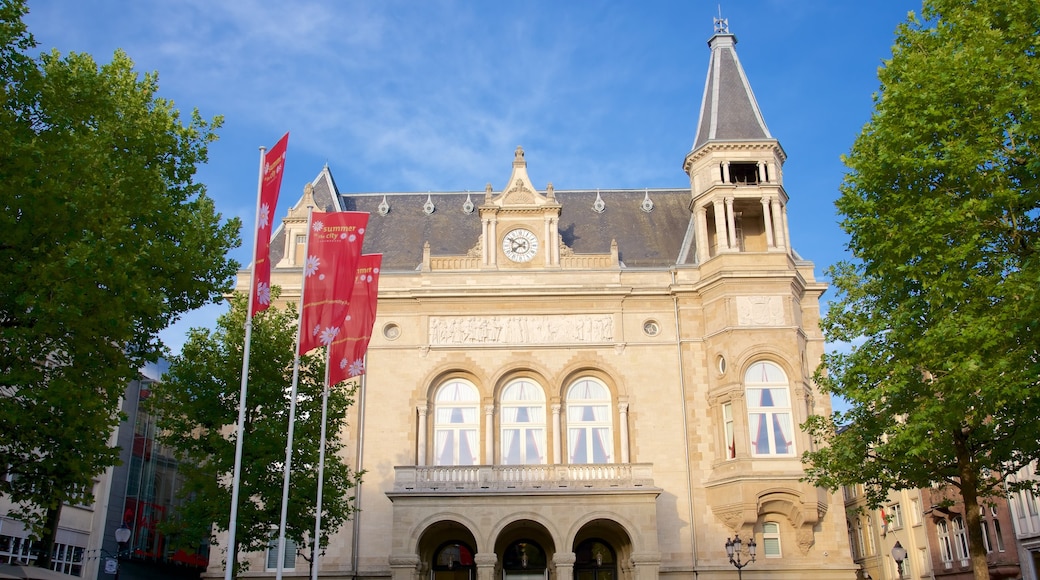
left=553, top=552, right=576, bottom=580
left=552, top=404, right=562, bottom=464
left=770, top=197, right=786, bottom=250
left=725, top=196, right=737, bottom=250
left=489, top=219, right=498, bottom=266
left=618, top=402, right=630, bottom=463
left=694, top=205, right=709, bottom=263
left=416, top=406, right=428, bottom=466
left=482, top=218, right=490, bottom=265
left=721, top=161, right=731, bottom=184
left=484, top=404, right=495, bottom=464
left=761, top=196, right=775, bottom=249
left=712, top=199, right=728, bottom=252
left=475, top=552, right=498, bottom=580
left=757, top=160, right=767, bottom=184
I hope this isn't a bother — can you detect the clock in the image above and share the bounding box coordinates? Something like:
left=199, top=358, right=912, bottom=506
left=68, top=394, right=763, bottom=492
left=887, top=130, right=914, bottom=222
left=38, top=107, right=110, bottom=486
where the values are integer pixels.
left=502, top=228, right=539, bottom=263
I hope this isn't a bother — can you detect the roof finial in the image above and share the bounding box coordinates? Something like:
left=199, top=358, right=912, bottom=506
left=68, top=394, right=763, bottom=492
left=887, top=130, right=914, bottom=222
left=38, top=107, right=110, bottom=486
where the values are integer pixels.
left=714, top=5, right=729, bottom=34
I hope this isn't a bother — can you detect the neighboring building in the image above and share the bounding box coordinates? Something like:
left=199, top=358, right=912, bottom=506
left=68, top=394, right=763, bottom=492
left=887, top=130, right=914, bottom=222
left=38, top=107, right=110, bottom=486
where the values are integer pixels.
left=96, top=362, right=209, bottom=580
left=225, top=21, right=856, bottom=580
left=1007, top=462, right=1040, bottom=580
left=842, top=485, right=933, bottom=580
left=841, top=481, right=1024, bottom=580
left=1, top=363, right=206, bottom=579
left=918, top=486, right=1020, bottom=580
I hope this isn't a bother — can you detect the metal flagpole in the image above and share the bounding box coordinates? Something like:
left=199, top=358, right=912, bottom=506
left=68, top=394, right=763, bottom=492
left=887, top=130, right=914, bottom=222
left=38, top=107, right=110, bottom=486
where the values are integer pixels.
left=224, top=145, right=267, bottom=580
left=276, top=206, right=314, bottom=580
left=350, top=357, right=368, bottom=580
left=311, top=352, right=332, bottom=580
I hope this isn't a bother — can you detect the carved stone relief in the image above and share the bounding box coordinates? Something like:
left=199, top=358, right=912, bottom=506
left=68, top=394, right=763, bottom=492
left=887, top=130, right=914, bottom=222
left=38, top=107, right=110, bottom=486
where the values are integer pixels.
left=736, top=296, right=785, bottom=326
left=429, top=315, right=614, bottom=345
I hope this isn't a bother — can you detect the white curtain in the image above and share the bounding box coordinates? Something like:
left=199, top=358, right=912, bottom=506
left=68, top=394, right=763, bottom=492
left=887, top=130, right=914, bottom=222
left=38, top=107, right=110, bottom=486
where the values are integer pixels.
left=434, top=430, right=451, bottom=466
left=593, top=427, right=611, bottom=463
left=774, top=412, right=794, bottom=453
left=462, top=428, right=478, bottom=464
left=502, top=428, right=518, bottom=464
left=569, top=428, right=583, bottom=463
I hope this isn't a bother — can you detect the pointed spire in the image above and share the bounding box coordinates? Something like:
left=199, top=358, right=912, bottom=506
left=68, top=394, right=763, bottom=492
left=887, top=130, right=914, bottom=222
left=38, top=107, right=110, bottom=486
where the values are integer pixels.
left=691, top=17, right=772, bottom=151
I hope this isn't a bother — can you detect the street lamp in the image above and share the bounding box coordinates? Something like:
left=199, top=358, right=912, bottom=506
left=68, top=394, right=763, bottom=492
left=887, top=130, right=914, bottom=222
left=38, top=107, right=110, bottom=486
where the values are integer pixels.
left=891, top=541, right=907, bottom=578
left=112, top=524, right=132, bottom=580
left=725, top=534, right=757, bottom=580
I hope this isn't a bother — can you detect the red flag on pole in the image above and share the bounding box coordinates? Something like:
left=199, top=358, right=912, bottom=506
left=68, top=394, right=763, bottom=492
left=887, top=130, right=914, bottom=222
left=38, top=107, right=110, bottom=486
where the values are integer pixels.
left=328, top=254, right=382, bottom=386
left=251, top=132, right=289, bottom=317
left=298, top=211, right=369, bottom=356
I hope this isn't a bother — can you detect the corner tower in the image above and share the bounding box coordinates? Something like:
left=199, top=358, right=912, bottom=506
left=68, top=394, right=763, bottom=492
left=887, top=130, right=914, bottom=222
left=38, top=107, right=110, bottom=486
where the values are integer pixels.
left=683, top=17, right=789, bottom=264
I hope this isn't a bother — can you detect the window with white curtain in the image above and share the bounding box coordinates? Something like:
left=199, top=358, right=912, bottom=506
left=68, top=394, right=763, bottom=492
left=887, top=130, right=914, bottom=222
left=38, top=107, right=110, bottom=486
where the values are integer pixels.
left=566, top=378, right=613, bottom=464
left=433, top=380, right=480, bottom=466
left=500, top=379, right=547, bottom=465
left=722, top=402, right=736, bottom=459
left=745, top=361, right=795, bottom=456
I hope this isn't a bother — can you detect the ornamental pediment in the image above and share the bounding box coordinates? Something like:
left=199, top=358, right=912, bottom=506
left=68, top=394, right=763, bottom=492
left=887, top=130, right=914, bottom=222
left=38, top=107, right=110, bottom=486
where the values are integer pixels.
left=485, top=146, right=559, bottom=210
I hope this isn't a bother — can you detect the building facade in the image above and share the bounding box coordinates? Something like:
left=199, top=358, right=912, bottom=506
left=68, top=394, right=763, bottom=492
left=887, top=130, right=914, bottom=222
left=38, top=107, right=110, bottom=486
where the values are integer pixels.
left=224, top=23, right=856, bottom=580
left=1007, top=462, right=1040, bottom=580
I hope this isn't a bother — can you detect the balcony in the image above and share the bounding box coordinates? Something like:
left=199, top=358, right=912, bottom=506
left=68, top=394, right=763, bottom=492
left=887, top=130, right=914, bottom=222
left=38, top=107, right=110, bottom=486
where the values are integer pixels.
left=391, top=463, right=655, bottom=494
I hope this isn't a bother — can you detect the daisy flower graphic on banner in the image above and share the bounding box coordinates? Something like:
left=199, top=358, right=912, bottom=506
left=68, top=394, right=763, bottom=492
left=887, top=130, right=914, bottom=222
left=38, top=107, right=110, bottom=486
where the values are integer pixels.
left=305, top=255, right=320, bottom=277
left=312, top=220, right=324, bottom=232
left=256, top=281, right=271, bottom=305
left=349, top=359, right=365, bottom=377
left=259, top=203, right=270, bottom=229
left=320, top=326, right=340, bottom=345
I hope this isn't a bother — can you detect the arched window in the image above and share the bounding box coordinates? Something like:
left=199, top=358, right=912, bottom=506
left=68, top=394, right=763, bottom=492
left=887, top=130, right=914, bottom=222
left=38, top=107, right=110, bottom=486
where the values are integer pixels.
left=574, top=539, right=616, bottom=580
left=566, top=378, right=613, bottom=464
left=502, top=539, right=547, bottom=580
left=745, top=361, right=795, bottom=456
left=431, top=541, right=475, bottom=580
left=953, top=516, right=969, bottom=561
left=500, top=380, right=547, bottom=465
left=937, top=519, right=953, bottom=563
left=434, top=380, right=480, bottom=466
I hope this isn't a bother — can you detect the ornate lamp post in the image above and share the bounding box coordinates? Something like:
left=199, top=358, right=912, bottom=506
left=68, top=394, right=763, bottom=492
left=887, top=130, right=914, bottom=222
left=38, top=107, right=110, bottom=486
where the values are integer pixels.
left=891, top=541, right=907, bottom=578
left=725, top=534, right=757, bottom=580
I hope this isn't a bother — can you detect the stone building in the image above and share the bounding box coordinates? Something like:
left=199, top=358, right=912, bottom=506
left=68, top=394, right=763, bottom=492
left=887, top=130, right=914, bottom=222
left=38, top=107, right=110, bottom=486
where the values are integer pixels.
left=225, top=21, right=855, bottom=580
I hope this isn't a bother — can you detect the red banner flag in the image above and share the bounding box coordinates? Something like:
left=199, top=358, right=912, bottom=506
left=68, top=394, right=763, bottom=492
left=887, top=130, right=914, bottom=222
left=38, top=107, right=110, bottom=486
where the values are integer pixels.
left=251, top=132, right=289, bottom=317
left=328, top=254, right=382, bottom=387
left=298, top=211, right=369, bottom=356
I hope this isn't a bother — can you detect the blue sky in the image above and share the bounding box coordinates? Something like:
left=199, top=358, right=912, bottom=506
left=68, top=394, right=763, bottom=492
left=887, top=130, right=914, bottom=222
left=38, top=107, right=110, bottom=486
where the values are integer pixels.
left=25, top=1, right=919, bottom=354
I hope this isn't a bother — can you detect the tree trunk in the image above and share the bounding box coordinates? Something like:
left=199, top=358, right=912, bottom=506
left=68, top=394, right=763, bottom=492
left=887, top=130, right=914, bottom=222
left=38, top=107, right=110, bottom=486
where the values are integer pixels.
left=34, top=504, right=62, bottom=570
left=955, top=433, right=990, bottom=580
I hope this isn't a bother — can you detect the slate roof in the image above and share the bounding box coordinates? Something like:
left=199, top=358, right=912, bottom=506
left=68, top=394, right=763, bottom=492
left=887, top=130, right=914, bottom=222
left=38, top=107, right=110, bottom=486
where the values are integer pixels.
left=333, top=187, right=697, bottom=272
left=691, top=32, right=772, bottom=150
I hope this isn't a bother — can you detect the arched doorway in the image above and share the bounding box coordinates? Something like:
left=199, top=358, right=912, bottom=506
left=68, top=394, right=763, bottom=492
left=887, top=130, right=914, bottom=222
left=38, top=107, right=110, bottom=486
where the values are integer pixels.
left=431, top=541, right=476, bottom=580
left=573, top=539, right=616, bottom=580
left=501, top=539, right=548, bottom=580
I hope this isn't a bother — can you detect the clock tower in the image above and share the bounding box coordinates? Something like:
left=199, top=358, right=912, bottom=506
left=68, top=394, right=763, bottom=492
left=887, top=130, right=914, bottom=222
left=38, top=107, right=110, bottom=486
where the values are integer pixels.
left=479, top=146, right=562, bottom=269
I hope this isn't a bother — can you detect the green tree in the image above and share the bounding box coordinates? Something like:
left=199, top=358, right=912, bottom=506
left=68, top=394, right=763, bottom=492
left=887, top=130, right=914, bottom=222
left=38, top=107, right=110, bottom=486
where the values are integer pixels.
left=0, top=0, right=240, bottom=567
left=802, top=2, right=1040, bottom=579
left=149, top=293, right=361, bottom=577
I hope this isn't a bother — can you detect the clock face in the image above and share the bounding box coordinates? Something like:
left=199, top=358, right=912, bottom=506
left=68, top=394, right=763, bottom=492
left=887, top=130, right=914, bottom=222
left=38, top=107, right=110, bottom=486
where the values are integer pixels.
left=502, top=228, right=539, bottom=263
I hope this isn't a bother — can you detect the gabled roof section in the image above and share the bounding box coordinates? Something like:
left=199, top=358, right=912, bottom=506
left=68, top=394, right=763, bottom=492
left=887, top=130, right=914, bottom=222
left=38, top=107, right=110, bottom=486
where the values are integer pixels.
left=691, top=24, right=772, bottom=151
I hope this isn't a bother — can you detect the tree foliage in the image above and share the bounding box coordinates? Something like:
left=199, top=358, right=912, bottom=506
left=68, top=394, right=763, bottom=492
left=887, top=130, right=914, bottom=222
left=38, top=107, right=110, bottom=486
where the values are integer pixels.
left=0, top=0, right=240, bottom=563
left=149, top=293, right=361, bottom=576
left=803, top=1, right=1040, bottom=578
